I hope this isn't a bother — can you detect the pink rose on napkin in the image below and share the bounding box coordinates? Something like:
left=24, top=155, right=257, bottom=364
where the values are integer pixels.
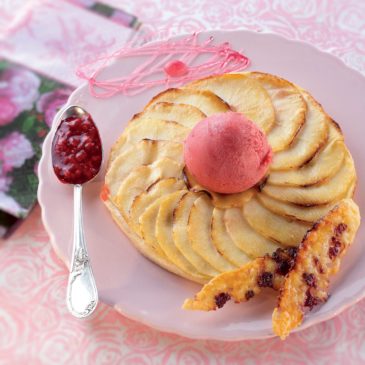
left=0, top=174, right=12, bottom=193
left=0, top=96, right=19, bottom=126
left=36, top=88, right=72, bottom=127
left=0, top=132, right=34, bottom=173
left=0, top=136, right=15, bottom=197
left=0, top=68, right=40, bottom=113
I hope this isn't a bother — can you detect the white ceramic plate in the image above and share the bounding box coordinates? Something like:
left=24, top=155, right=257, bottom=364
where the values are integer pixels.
left=38, top=30, right=365, bottom=340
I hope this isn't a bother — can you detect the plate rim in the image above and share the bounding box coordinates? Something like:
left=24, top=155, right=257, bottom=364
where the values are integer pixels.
left=38, top=28, right=365, bottom=341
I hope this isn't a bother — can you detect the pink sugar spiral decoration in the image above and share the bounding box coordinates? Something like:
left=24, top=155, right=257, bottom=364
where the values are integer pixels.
left=76, top=33, right=250, bottom=97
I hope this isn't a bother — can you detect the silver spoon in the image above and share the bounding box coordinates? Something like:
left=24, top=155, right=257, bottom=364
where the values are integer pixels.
left=52, top=105, right=101, bottom=318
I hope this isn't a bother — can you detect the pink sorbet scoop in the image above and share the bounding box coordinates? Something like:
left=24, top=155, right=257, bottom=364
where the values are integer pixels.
left=184, top=111, right=272, bottom=194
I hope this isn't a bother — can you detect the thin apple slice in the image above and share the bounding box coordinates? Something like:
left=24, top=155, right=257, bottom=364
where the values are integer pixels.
left=328, top=119, right=344, bottom=142
left=186, top=73, right=275, bottom=133
left=139, top=191, right=208, bottom=282
left=271, top=90, right=329, bottom=170
left=114, top=158, right=183, bottom=219
left=109, top=103, right=203, bottom=164
left=155, top=190, right=211, bottom=281
left=103, top=196, right=204, bottom=282
left=250, top=72, right=306, bottom=152
left=146, top=88, right=230, bottom=116
left=142, top=102, right=206, bottom=128
left=268, top=140, right=346, bottom=187
left=130, top=178, right=186, bottom=236
left=243, top=198, right=311, bottom=247
left=139, top=195, right=172, bottom=260
left=122, top=118, right=189, bottom=149
left=346, top=179, right=356, bottom=199
left=257, top=194, right=334, bottom=223
left=188, top=195, right=236, bottom=272
left=110, top=119, right=189, bottom=159
left=263, top=150, right=356, bottom=205
left=211, top=208, right=251, bottom=267
left=183, top=167, right=254, bottom=208
left=107, top=140, right=183, bottom=197
left=173, top=192, right=220, bottom=277
left=259, top=193, right=334, bottom=223
left=272, top=199, right=360, bottom=339
left=209, top=190, right=255, bottom=209
left=258, top=179, right=356, bottom=223
left=224, top=207, right=280, bottom=258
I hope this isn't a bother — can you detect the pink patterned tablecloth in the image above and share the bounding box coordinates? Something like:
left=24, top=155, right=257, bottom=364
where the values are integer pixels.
left=1, top=1, right=365, bottom=364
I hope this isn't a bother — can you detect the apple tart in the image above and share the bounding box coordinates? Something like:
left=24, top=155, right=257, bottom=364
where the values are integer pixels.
left=103, top=72, right=357, bottom=284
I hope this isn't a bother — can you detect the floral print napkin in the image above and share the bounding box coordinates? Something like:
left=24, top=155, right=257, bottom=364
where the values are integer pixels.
left=0, top=60, right=72, bottom=220
left=69, top=0, right=141, bottom=29
left=0, top=1, right=138, bottom=237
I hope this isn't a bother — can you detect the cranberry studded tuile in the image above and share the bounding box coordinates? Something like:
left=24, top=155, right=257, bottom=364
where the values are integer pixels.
left=52, top=114, right=102, bottom=185
left=214, top=292, right=231, bottom=309
left=272, top=248, right=298, bottom=276
left=329, top=237, right=342, bottom=259
left=313, top=256, right=325, bottom=274
left=304, top=289, right=320, bottom=310
left=245, top=290, right=255, bottom=301
left=257, top=272, right=273, bottom=288
left=302, top=273, right=316, bottom=287
left=328, top=222, right=347, bottom=259
left=335, top=223, right=347, bottom=235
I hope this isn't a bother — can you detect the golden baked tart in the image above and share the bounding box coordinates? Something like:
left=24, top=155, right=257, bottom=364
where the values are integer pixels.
left=103, top=72, right=357, bottom=285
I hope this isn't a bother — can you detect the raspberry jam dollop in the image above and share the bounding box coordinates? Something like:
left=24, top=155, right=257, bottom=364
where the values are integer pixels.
left=52, top=114, right=102, bottom=185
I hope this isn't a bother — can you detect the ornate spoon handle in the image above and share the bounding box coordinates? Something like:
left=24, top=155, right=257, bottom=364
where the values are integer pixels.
left=66, top=184, right=98, bottom=318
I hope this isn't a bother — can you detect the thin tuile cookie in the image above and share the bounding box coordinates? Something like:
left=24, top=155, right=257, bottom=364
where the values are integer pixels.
left=272, top=198, right=360, bottom=339
left=183, top=247, right=297, bottom=310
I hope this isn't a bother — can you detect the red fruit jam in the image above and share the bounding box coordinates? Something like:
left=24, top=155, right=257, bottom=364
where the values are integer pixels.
left=52, top=114, right=102, bottom=185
